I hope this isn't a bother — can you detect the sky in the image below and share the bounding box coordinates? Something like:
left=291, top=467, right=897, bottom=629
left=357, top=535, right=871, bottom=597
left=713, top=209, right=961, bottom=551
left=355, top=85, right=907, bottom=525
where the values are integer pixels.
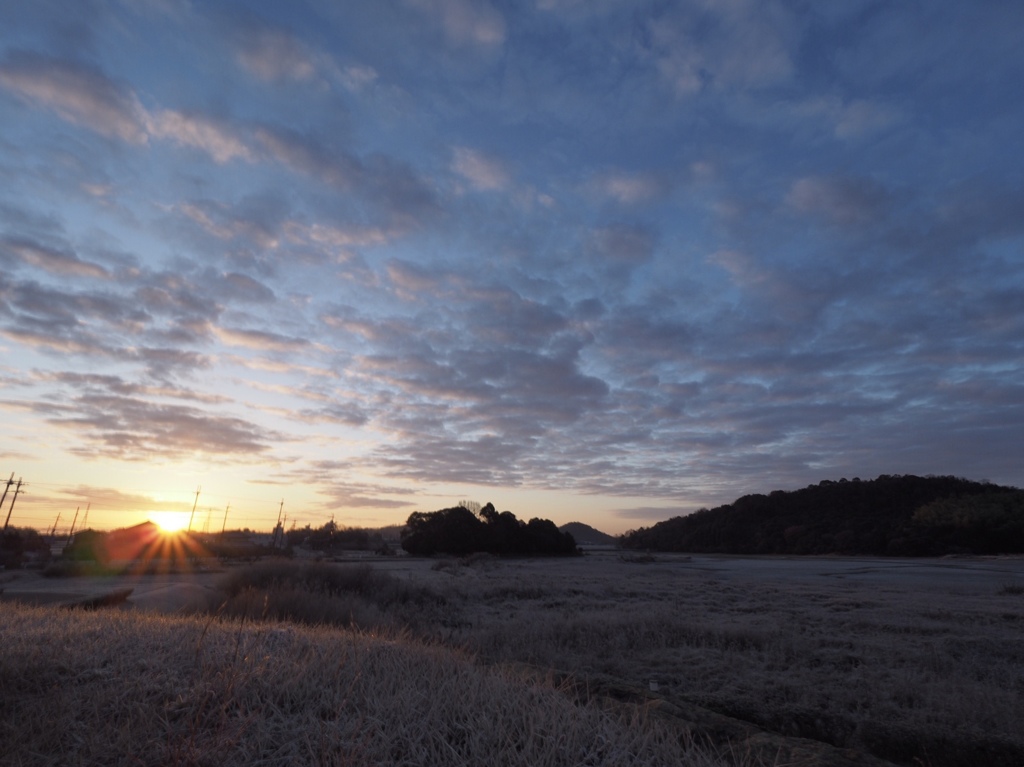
left=1, top=1, right=1023, bottom=536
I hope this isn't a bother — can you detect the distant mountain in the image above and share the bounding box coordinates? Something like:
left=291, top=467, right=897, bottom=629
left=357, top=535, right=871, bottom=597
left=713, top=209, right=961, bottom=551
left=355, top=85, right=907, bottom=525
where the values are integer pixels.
left=620, top=474, right=1024, bottom=556
left=560, top=521, right=617, bottom=546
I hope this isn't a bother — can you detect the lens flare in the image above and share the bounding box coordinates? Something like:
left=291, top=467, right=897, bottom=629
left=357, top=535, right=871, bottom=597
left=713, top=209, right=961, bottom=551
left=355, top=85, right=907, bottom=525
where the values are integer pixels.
left=151, top=512, right=188, bottom=533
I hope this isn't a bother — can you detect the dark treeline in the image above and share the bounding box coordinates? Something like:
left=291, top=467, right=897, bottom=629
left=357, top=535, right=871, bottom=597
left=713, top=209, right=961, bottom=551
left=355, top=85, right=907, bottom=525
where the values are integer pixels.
left=620, top=474, right=1024, bottom=556
left=286, top=521, right=389, bottom=552
left=0, top=527, right=50, bottom=569
left=401, top=503, right=578, bottom=557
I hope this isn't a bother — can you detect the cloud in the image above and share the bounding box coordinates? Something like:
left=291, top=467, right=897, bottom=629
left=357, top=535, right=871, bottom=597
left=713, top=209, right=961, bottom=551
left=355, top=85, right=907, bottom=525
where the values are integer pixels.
left=221, top=272, right=275, bottom=303
left=214, top=326, right=309, bottom=354
left=274, top=464, right=418, bottom=512
left=597, top=306, right=694, bottom=369
left=0, top=48, right=429, bottom=234
left=286, top=221, right=391, bottom=251
left=45, top=372, right=230, bottom=405
left=255, top=125, right=361, bottom=187
left=386, top=259, right=449, bottom=299
left=231, top=24, right=319, bottom=83
left=591, top=172, right=667, bottom=204
left=0, top=249, right=283, bottom=381
left=225, top=13, right=378, bottom=92
left=360, top=154, right=441, bottom=226
left=297, top=403, right=370, bottom=428
left=0, top=52, right=253, bottom=166
left=1, top=277, right=149, bottom=355
left=145, top=110, right=255, bottom=164
left=786, top=175, right=890, bottom=226
left=613, top=506, right=690, bottom=521
left=372, top=433, right=528, bottom=485
left=225, top=355, right=334, bottom=382
left=701, top=0, right=796, bottom=88
left=254, top=127, right=437, bottom=226
left=588, top=225, right=655, bottom=264
left=833, top=99, right=899, bottom=139
left=784, top=96, right=900, bottom=140
left=0, top=51, right=147, bottom=143
left=56, top=485, right=195, bottom=514
left=339, top=65, right=378, bottom=91
left=452, top=147, right=510, bottom=191
left=1, top=236, right=110, bottom=279
left=362, top=332, right=611, bottom=477
left=648, top=1, right=797, bottom=95
left=176, top=200, right=281, bottom=248
left=655, top=48, right=706, bottom=97
left=316, top=482, right=415, bottom=511
left=13, top=375, right=277, bottom=460
left=408, top=0, right=507, bottom=47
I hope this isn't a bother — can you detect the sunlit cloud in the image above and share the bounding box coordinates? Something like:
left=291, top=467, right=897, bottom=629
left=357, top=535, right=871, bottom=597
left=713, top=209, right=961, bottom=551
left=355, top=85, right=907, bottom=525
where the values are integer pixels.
left=0, top=51, right=147, bottom=143
left=145, top=109, right=255, bottom=164
left=1, top=237, right=110, bottom=279
left=452, top=147, right=510, bottom=191
left=214, top=326, right=310, bottom=353
left=284, top=221, right=391, bottom=250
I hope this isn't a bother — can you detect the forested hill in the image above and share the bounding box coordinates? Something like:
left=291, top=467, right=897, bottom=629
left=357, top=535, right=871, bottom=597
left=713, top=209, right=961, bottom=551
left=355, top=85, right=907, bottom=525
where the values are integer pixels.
left=620, top=475, right=1024, bottom=556
left=559, top=522, right=617, bottom=546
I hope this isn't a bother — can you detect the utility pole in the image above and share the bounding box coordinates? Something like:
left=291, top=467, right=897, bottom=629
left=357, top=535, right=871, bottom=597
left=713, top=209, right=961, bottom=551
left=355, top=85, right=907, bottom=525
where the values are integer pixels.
left=221, top=503, right=230, bottom=536
left=274, top=499, right=284, bottom=548
left=0, top=474, right=14, bottom=523
left=81, top=503, right=90, bottom=531
left=3, top=477, right=24, bottom=531
left=49, top=512, right=61, bottom=538
left=67, top=506, right=80, bottom=543
left=187, top=486, right=201, bottom=533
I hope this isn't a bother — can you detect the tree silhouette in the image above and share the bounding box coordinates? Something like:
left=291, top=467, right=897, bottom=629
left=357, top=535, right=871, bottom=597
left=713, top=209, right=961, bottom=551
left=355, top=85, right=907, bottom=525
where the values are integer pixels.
left=401, top=504, right=578, bottom=557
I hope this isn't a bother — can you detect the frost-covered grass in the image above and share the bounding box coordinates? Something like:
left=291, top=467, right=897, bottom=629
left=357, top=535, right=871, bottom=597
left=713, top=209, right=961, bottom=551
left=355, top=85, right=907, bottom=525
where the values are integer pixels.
left=0, top=601, right=740, bottom=767
left=419, top=554, right=1024, bottom=767
left=5, top=553, right=1023, bottom=766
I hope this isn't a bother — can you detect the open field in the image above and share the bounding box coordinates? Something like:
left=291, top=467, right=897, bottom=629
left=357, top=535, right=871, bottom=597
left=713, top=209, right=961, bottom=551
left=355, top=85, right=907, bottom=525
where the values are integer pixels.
left=3, top=552, right=1023, bottom=766
left=371, top=552, right=1024, bottom=766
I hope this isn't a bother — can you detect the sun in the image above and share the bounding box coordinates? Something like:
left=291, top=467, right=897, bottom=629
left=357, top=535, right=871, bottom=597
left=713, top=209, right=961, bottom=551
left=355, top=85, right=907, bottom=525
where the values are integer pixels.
left=151, top=512, right=189, bottom=533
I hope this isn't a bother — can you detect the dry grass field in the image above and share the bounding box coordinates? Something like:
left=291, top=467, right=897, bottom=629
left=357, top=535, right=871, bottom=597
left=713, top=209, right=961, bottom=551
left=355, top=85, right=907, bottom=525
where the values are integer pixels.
left=3, top=551, right=1023, bottom=766
left=1, top=599, right=741, bottom=767
left=409, top=553, right=1024, bottom=767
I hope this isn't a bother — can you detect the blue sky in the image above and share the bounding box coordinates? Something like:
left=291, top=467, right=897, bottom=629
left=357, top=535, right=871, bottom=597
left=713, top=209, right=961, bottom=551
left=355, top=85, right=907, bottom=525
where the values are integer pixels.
left=1, top=0, right=1022, bottom=534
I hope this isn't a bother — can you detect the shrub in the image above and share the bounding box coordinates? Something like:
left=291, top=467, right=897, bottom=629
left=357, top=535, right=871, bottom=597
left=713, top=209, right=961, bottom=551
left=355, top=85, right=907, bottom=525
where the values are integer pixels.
left=209, top=560, right=446, bottom=632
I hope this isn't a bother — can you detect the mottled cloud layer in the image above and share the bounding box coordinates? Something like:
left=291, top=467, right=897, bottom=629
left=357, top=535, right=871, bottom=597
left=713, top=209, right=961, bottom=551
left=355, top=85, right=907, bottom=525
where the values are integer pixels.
left=1, top=1, right=1022, bottom=531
